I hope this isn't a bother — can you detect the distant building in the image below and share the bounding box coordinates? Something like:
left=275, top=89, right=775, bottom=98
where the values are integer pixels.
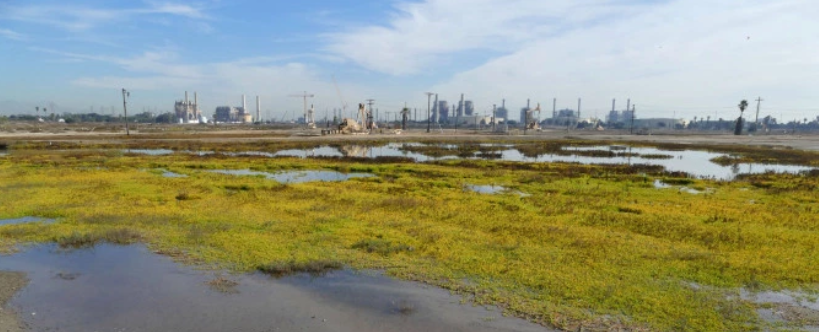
left=495, top=106, right=509, bottom=122
left=520, top=107, right=530, bottom=124
left=464, top=101, right=474, bottom=116
left=436, top=101, right=450, bottom=123
left=214, top=106, right=252, bottom=123
left=552, top=109, right=579, bottom=126
left=607, top=110, right=634, bottom=124
left=174, top=91, right=202, bottom=123
left=633, top=118, right=687, bottom=129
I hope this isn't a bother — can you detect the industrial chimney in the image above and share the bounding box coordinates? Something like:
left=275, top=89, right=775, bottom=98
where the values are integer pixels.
left=242, top=94, right=246, bottom=113
left=256, top=96, right=261, bottom=122
left=577, top=98, right=581, bottom=119
left=185, top=91, right=189, bottom=105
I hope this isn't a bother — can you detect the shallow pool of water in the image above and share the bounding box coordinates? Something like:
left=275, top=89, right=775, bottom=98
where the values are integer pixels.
left=121, top=144, right=817, bottom=181
left=161, top=170, right=187, bottom=178
left=125, top=149, right=175, bottom=155
left=465, top=184, right=506, bottom=194
left=0, top=217, right=55, bottom=226
left=0, top=244, right=551, bottom=332
left=511, top=146, right=816, bottom=180
left=209, top=169, right=373, bottom=184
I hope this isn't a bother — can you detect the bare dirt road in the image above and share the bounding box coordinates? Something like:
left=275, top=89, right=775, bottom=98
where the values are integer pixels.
left=2, top=124, right=818, bottom=151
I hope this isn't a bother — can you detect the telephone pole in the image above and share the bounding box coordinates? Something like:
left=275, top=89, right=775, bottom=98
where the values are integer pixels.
left=425, top=92, right=434, bottom=133
left=492, top=104, right=497, bottom=132
left=754, top=97, right=764, bottom=129
left=121, top=88, right=130, bottom=136
left=366, top=99, right=375, bottom=130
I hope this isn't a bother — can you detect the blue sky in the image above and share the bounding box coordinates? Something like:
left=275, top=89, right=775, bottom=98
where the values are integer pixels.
left=1, top=0, right=817, bottom=122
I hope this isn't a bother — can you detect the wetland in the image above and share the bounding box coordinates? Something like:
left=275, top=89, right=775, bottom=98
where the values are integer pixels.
left=1, top=134, right=818, bottom=332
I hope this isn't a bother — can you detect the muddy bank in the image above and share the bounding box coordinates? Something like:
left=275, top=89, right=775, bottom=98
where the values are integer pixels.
left=0, top=271, right=27, bottom=332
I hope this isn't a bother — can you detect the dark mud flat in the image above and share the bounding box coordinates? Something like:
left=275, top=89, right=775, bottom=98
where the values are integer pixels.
left=0, top=244, right=551, bottom=332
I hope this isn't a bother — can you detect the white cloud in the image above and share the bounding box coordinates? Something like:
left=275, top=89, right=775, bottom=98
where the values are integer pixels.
left=0, top=28, right=26, bottom=40
left=54, top=48, right=370, bottom=120
left=325, top=0, right=646, bottom=75
left=326, top=0, right=818, bottom=119
left=0, top=2, right=209, bottom=31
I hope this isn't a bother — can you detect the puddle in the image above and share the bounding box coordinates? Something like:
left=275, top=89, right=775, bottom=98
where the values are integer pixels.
left=0, top=244, right=552, bottom=332
left=741, top=289, right=819, bottom=330
left=161, top=170, right=187, bottom=178
left=125, top=149, right=175, bottom=155
left=122, top=144, right=817, bottom=181
left=0, top=217, right=55, bottom=226
left=209, top=169, right=373, bottom=184
left=509, top=146, right=816, bottom=180
left=465, top=185, right=530, bottom=197
left=653, top=180, right=672, bottom=189
left=465, top=184, right=507, bottom=194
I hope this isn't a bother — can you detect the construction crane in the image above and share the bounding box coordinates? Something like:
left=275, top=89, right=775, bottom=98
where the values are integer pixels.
left=332, top=76, right=348, bottom=118
left=288, top=91, right=314, bottom=127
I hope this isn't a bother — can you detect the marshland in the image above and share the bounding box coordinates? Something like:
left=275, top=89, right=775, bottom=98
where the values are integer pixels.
left=1, top=131, right=818, bottom=332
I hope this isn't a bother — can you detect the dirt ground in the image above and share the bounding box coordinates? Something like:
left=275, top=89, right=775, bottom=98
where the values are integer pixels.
left=0, top=271, right=27, bottom=332
left=1, top=124, right=818, bottom=151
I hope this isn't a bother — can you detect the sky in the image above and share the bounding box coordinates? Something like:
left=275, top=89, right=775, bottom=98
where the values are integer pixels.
left=0, top=0, right=817, bottom=122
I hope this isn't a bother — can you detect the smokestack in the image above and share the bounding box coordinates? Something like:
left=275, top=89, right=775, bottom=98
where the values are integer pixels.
left=577, top=98, right=581, bottom=118
left=527, top=98, right=530, bottom=109
left=433, top=94, right=439, bottom=123
left=194, top=92, right=198, bottom=107
left=459, top=93, right=465, bottom=117
left=185, top=91, right=189, bottom=104
left=256, top=96, right=260, bottom=122
left=502, top=99, right=506, bottom=110
left=612, top=99, right=616, bottom=112
left=626, top=99, right=631, bottom=112
left=242, top=94, right=246, bottom=113
left=552, top=98, right=557, bottom=119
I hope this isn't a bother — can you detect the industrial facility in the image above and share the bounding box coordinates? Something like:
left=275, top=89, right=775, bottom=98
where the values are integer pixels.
left=214, top=94, right=255, bottom=123
left=174, top=91, right=203, bottom=123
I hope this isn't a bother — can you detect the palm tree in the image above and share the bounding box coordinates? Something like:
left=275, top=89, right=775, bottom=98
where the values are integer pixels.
left=735, top=100, right=748, bottom=135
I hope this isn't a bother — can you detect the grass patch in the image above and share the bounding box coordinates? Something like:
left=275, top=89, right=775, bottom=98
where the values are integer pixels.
left=257, top=259, right=343, bottom=278
left=351, top=238, right=414, bottom=255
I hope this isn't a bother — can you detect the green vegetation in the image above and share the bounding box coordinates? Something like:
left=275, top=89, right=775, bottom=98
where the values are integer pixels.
left=1, top=142, right=818, bottom=332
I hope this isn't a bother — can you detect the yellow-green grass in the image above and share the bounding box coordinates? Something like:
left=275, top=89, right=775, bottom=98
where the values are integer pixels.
left=0, top=150, right=817, bottom=332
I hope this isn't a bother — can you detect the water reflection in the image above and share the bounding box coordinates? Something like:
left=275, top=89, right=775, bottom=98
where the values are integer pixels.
left=0, top=216, right=56, bottom=226
left=122, top=144, right=817, bottom=181
left=0, top=244, right=550, bottom=332
left=209, top=169, right=373, bottom=184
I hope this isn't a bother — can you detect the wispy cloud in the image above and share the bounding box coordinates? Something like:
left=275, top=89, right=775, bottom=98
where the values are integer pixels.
left=324, top=0, right=648, bottom=75
left=0, top=28, right=26, bottom=41
left=0, top=2, right=209, bottom=31
left=27, top=46, right=368, bottom=115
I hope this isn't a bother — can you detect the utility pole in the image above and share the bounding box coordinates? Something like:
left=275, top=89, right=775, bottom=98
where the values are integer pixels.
left=492, top=104, right=497, bottom=132
left=122, top=88, right=130, bottom=136
left=366, top=99, right=375, bottom=130
left=754, top=97, right=764, bottom=131
left=425, top=92, right=434, bottom=133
